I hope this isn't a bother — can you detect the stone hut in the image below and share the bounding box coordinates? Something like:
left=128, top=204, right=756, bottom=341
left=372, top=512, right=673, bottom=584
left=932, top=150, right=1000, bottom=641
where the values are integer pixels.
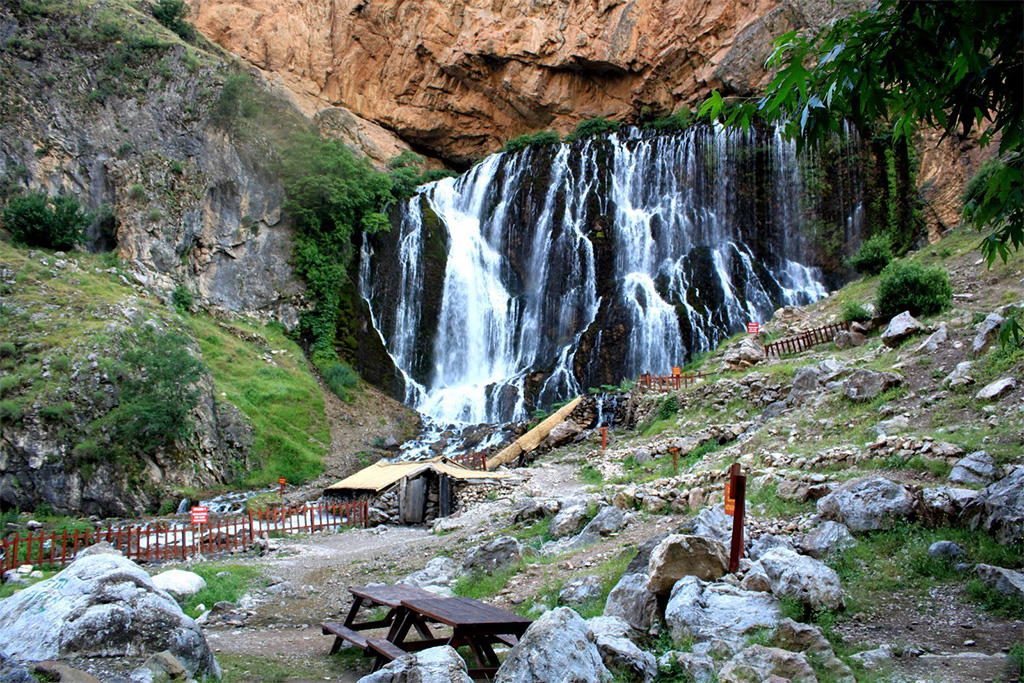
left=323, top=457, right=508, bottom=525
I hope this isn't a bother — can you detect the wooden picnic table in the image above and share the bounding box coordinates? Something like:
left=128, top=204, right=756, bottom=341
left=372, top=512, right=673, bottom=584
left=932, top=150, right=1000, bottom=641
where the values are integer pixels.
left=384, top=596, right=533, bottom=678
left=321, top=584, right=437, bottom=655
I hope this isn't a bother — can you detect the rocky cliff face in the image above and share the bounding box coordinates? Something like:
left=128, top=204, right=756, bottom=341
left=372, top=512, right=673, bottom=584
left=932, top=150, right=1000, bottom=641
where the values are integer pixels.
left=190, top=0, right=858, bottom=165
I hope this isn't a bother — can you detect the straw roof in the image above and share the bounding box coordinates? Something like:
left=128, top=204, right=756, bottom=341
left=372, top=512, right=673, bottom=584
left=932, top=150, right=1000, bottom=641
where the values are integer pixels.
left=324, top=456, right=508, bottom=493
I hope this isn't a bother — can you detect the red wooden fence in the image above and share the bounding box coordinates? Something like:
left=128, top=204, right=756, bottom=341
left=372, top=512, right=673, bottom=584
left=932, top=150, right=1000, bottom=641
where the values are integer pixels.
left=0, top=499, right=368, bottom=573
left=451, top=452, right=487, bottom=471
left=638, top=371, right=711, bottom=392
left=763, top=321, right=850, bottom=358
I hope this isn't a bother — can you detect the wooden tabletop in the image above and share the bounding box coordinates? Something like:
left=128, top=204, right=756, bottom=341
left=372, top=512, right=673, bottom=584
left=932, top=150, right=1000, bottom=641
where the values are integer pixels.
left=349, top=584, right=437, bottom=608
left=400, top=597, right=532, bottom=633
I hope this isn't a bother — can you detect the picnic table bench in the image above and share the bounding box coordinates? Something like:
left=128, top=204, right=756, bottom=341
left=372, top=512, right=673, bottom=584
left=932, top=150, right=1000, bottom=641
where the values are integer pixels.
left=321, top=583, right=437, bottom=655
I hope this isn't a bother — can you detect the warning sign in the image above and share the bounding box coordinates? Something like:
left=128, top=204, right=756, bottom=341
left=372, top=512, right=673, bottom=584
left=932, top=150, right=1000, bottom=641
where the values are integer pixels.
left=746, top=322, right=760, bottom=335
left=191, top=506, right=208, bottom=524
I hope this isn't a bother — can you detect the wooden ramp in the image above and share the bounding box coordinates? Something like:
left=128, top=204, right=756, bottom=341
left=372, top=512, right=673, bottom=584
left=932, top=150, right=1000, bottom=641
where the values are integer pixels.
left=486, top=397, right=583, bottom=470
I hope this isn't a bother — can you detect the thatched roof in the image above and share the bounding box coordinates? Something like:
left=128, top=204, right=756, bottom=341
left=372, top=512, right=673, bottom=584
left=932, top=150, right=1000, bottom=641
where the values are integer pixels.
left=324, top=456, right=508, bottom=494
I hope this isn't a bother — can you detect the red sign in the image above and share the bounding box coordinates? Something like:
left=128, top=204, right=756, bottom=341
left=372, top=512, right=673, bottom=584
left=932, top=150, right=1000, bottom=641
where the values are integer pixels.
left=278, top=476, right=287, bottom=486
left=747, top=322, right=760, bottom=335
left=191, top=506, right=208, bottom=524
left=725, top=480, right=735, bottom=516
left=671, top=366, right=682, bottom=376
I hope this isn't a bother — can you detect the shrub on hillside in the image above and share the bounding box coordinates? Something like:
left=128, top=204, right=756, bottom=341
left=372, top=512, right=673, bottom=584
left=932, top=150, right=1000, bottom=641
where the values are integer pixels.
left=847, top=233, right=893, bottom=275
left=171, top=285, right=194, bottom=313
left=323, top=360, right=359, bottom=401
left=566, top=117, right=620, bottom=142
left=840, top=302, right=873, bottom=324
left=2, top=191, right=93, bottom=250
left=152, top=0, right=194, bottom=40
left=503, top=130, right=561, bottom=154
left=875, top=261, right=952, bottom=320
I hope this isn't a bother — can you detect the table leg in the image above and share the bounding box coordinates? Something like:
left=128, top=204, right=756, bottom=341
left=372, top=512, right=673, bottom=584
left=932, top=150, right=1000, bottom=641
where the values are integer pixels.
left=342, top=596, right=364, bottom=628
left=387, top=607, right=414, bottom=643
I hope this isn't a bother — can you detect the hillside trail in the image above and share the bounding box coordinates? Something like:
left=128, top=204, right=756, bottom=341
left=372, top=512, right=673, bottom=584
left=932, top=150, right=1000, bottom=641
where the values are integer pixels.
left=203, top=459, right=596, bottom=679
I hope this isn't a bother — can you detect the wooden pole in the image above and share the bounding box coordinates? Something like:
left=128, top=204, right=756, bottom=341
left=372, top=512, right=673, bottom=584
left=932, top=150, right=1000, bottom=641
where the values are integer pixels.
left=727, top=465, right=746, bottom=574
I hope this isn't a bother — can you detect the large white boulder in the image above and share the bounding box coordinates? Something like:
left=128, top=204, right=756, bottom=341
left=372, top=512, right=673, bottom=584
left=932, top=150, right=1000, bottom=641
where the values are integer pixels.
left=587, top=616, right=657, bottom=683
left=151, top=569, right=207, bottom=601
left=816, top=477, right=915, bottom=532
left=664, top=576, right=780, bottom=654
left=0, top=552, right=219, bottom=679
left=756, top=547, right=844, bottom=610
left=357, top=646, right=472, bottom=683
left=603, top=572, right=658, bottom=632
left=495, top=607, right=611, bottom=683
left=646, top=535, right=729, bottom=595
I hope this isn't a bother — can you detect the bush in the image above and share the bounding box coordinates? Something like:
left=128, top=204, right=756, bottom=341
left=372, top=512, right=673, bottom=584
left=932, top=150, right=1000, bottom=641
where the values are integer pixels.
left=643, top=108, right=694, bottom=132
left=171, top=285, right=194, bottom=313
left=846, top=233, right=893, bottom=275
left=0, top=400, right=23, bottom=422
left=502, top=130, right=561, bottom=154
left=840, top=302, right=873, bottom=324
left=566, top=117, right=620, bottom=142
left=2, top=191, right=93, bottom=250
left=875, top=260, right=953, bottom=320
left=151, top=0, right=194, bottom=40
left=323, top=360, right=359, bottom=401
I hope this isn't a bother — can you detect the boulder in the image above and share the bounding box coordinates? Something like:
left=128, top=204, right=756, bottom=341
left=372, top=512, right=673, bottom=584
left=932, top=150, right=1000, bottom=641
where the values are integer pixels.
left=718, top=645, right=817, bottom=683
left=799, top=521, right=856, bottom=559
left=927, top=541, right=964, bottom=561
left=948, top=451, right=999, bottom=486
left=494, top=607, right=611, bottom=683
left=679, top=504, right=732, bottom=544
left=544, top=420, right=583, bottom=449
left=972, top=313, right=1004, bottom=355
left=462, top=537, right=522, bottom=576
left=587, top=616, right=657, bottom=683
left=664, top=576, right=780, bottom=652
left=976, top=377, right=1017, bottom=402
left=816, top=477, right=915, bottom=532
left=151, top=570, right=207, bottom=601
left=776, top=480, right=810, bottom=502
left=881, top=311, right=925, bottom=348
left=756, top=547, right=844, bottom=610
left=919, top=486, right=978, bottom=527
left=974, top=564, right=1024, bottom=601
left=963, top=468, right=1024, bottom=545
left=402, top=557, right=458, bottom=589
left=722, top=338, right=765, bottom=371
left=133, top=651, right=189, bottom=683
left=0, top=651, right=33, bottom=683
left=0, top=553, right=219, bottom=679
left=624, top=534, right=670, bottom=575
left=748, top=534, right=796, bottom=561
left=914, top=323, right=948, bottom=354
left=842, top=370, right=903, bottom=402
left=658, top=652, right=716, bottom=683
left=357, top=646, right=472, bottom=683
left=739, top=563, right=771, bottom=593
left=578, top=506, right=631, bottom=540
left=33, top=661, right=103, bottom=682
left=786, top=368, right=820, bottom=405
left=603, top=572, right=658, bottom=632
left=646, top=535, right=730, bottom=595
left=849, top=645, right=893, bottom=670
left=834, top=329, right=866, bottom=349
left=943, top=361, right=976, bottom=389
left=548, top=505, right=589, bottom=539
left=774, top=618, right=853, bottom=680
left=559, top=575, right=603, bottom=607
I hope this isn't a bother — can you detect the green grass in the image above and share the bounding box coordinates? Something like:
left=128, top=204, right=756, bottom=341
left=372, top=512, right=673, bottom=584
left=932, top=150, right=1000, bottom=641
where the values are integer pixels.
left=181, top=562, right=266, bottom=618
left=187, top=315, right=329, bottom=486
left=579, top=464, right=603, bottom=485
left=610, top=440, right=723, bottom=486
left=218, top=651, right=369, bottom=682
left=512, top=517, right=554, bottom=549
left=747, top=482, right=815, bottom=518
left=452, top=562, right=524, bottom=600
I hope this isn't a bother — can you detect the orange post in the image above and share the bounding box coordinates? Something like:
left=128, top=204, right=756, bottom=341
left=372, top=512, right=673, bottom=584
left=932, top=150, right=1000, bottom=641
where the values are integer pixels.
left=598, top=426, right=608, bottom=450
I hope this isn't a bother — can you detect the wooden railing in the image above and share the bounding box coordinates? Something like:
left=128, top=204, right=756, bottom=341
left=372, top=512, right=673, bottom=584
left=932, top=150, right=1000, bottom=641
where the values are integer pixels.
left=451, top=452, right=487, bottom=471
left=763, top=321, right=850, bottom=357
left=637, top=372, right=711, bottom=392
left=0, top=499, right=368, bottom=572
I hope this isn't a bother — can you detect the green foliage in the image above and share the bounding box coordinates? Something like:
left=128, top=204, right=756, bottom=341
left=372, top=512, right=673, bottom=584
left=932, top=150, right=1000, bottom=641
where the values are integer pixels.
left=875, top=260, right=952, bottom=320
left=171, top=285, right=194, bottom=313
left=183, top=564, right=265, bottom=617
left=698, top=1, right=1022, bottom=267
left=91, top=35, right=171, bottom=102
left=839, top=302, right=872, bottom=325
left=2, top=191, right=93, bottom=250
left=385, top=150, right=459, bottom=199
left=322, top=360, right=358, bottom=401
left=0, top=399, right=24, bottom=422
left=453, top=562, right=524, bottom=600
left=657, top=395, right=679, bottom=421
left=151, top=0, right=194, bottom=40
left=579, top=464, right=603, bottom=485
left=209, top=72, right=261, bottom=130
left=566, top=117, right=620, bottom=142
left=502, top=130, right=562, bottom=154
left=280, top=132, right=392, bottom=359
left=102, top=325, right=206, bottom=455
left=846, top=233, right=893, bottom=276
left=642, top=108, right=694, bottom=132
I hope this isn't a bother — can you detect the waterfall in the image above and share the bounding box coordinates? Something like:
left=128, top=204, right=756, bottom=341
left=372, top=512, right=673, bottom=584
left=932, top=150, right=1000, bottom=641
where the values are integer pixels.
left=362, top=125, right=858, bottom=425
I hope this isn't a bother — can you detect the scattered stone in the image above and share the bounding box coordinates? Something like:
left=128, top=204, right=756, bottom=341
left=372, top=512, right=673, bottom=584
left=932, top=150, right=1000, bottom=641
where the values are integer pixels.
left=871, top=415, right=910, bottom=437
left=151, top=569, right=207, bottom=601
left=915, top=323, right=948, bottom=354
left=842, top=370, right=903, bottom=402
left=0, top=651, right=33, bottom=683
left=0, top=554, right=219, bottom=679
left=943, top=361, right=975, bottom=389
left=402, top=557, right=458, bottom=589
left=603, top=572, right=658, bottom=632
left=132, top=651, right=189, bottom=683
left=919, top=486, right=979, bottom=527
left=646, top=535, right=729, bottom=595
left=800, top=521, right=856, bottom=560
left=816, top=477, right=916, bottom=532
left=739, top=562, right=771, bottom=593
left=756, top=547, right=844, bottom=610
left=357, top=645, right=472, bottom=683
left=787, top=368, right=820, bottom=405
left=494, top=607, right=611, bottom=682
left=678, top=504, right=732, bottom=544
left=776, top=480, right=810, bottom=503
left=834, top=329, right=866, bottom=349
left=33, top=661, right=104, bottom=682
left=549, top=504, right=590, bottom=539
left=974, top=564, right=1024, bottom=601
left=587, top=616, right=657, bottom=683
left=972, top=313, right=1004, bottom=355
left=559, top=575, right=604, bottom=606
left=462, top=536, right=522, bottom=576
left=719, top=645, right=818, bottom=683
left=849, top=645, right=893, bottom=670
left=578, top=506, right=631, bottom=540
left=964, top=468, right=1024, bottom=545
left=975, top=377, right=1017, bottom=402
left=928, top=541, right=964, bottom=561
left=749, top=534, right=796, bottom=560
left=664, top=576, right=780, bottom=653
left=722, top=337, right=765, bottom=371
left=881, top=311, right=925, bottom=348
left=949, top=451, right=999, bottom=486
left=657, top=652, right=716, bottom=683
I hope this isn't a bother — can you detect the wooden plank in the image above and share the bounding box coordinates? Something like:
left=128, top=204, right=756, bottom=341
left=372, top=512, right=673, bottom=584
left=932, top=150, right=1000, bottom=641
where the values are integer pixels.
left=366, top=636, right=407, bottom=662
left=321, top=622, right=369, bottom=651
left=486, top=397, right=582, bottom=471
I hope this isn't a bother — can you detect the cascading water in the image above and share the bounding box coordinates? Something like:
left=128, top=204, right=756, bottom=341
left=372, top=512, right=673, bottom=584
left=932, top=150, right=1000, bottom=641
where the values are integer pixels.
left=362, top=125, right=860, bottom=427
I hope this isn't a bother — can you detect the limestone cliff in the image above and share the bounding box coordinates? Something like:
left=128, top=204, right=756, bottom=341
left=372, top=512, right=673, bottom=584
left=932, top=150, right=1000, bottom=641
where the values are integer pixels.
left=189, top=0, right=856, bottom=165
